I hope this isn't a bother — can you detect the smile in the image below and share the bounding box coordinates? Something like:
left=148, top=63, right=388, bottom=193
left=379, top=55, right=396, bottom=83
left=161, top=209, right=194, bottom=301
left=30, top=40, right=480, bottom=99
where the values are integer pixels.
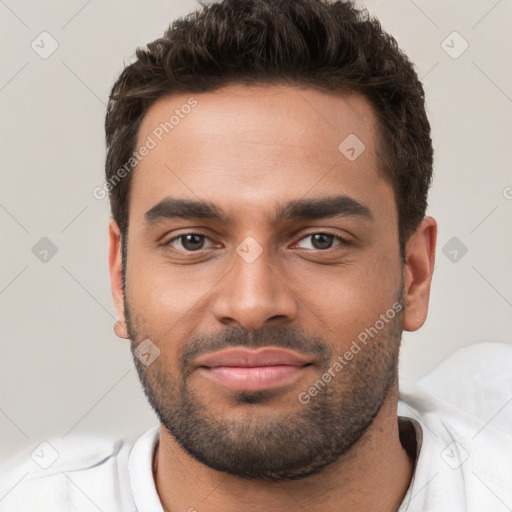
left=194, top=347, right=314, bottom=391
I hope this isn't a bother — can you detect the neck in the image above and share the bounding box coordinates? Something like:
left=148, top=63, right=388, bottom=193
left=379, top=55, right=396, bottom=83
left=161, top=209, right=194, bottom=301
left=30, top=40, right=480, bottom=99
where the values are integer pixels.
left=153, top=386, right=414, bottom=512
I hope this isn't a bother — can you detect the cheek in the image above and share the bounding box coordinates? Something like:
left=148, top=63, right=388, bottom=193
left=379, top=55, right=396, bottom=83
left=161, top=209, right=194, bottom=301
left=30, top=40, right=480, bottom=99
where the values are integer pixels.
left=295, top=252, right=401, bottom=343
left=126, top=254, right=216, bottom=338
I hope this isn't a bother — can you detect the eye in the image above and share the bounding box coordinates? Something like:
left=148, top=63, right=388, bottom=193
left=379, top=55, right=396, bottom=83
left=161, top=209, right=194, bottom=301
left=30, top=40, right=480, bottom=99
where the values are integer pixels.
left=165, top=233, right=214, bottom=252
left=295, top=232, right=350, bottom=250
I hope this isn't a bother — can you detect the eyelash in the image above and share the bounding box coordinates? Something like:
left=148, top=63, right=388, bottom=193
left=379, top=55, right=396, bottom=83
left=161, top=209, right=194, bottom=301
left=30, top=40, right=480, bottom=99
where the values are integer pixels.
left=163, top=231, right=351, bottom=254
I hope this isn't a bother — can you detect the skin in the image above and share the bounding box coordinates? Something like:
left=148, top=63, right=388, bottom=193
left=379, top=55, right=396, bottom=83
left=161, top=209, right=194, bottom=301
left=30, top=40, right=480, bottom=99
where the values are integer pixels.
left=109, top=84, right=437, bottom=512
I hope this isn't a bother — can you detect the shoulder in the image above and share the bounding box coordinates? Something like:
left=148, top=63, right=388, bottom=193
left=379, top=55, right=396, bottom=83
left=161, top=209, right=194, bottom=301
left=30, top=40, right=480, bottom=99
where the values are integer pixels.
left=414, top=339, right=512, bottom=432
left=398, top=341, right=512, bottom=511
left=0, top=430, right=145, bottom=512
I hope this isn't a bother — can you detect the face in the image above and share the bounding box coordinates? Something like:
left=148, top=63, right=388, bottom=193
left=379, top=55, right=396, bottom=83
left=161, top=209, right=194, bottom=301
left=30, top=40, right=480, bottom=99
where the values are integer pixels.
left=110, top=84, right=415, bottom=481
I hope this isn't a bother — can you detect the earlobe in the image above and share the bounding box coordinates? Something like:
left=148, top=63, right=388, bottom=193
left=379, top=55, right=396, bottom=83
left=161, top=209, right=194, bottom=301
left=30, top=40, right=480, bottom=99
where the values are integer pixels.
left=114, top=319, right=129, bottom=339
left=108, top=221, right=130, bottom=339
left=402, top=216, right=437, bottom=332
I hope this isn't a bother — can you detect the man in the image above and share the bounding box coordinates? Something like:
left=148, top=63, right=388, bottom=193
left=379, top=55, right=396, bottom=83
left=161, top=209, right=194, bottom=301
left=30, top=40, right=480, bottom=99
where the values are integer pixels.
left=1, top=0, right=511, bottom=510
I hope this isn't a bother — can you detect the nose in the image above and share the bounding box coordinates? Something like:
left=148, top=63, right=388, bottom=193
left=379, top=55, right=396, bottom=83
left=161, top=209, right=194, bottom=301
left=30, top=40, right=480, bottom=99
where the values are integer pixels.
left=211, top=240, right=298, bottom=331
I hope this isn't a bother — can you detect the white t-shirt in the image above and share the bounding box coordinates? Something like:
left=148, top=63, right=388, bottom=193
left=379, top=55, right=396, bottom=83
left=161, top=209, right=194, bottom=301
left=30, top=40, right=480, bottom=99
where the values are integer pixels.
left=1, top=341, right=511, bottom=512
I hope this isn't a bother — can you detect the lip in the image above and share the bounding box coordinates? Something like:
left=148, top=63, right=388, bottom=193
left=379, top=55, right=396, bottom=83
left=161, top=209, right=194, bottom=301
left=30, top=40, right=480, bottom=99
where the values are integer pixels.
left=195, top=347, right=312, bottom=368
left=195, top=347, right=313, bottom=392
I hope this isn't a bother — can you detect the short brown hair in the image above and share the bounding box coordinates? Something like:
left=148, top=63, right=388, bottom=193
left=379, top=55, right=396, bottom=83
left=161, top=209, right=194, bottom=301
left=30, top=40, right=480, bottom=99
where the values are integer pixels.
left=105, top=0, right=433, bottom=258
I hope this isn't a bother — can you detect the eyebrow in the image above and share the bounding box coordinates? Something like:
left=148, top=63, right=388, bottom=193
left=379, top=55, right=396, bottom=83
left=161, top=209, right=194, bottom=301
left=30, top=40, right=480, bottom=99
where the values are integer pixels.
left=144, top=195, right=373, bottom=227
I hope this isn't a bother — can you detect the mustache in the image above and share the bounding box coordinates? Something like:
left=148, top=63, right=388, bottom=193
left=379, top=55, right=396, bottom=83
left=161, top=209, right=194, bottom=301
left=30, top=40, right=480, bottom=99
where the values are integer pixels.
left=179, top=325, right=333, bottom=375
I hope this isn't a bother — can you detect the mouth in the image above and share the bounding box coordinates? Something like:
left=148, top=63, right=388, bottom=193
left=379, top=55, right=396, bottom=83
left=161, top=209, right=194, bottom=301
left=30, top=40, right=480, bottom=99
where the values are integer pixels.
left=195, top=347, right=314, bottom=392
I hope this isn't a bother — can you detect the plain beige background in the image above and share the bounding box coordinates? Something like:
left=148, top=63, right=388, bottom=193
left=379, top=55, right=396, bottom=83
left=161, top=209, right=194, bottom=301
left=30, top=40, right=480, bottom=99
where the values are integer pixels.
left=1, top=0, right=511, bottom=463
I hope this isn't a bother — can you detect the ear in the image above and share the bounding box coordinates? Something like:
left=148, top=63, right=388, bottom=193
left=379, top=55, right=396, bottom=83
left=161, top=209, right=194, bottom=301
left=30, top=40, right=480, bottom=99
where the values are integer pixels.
left=109, top=220, right=129, bottom=339
left=402, top=216, right=437, bottom=332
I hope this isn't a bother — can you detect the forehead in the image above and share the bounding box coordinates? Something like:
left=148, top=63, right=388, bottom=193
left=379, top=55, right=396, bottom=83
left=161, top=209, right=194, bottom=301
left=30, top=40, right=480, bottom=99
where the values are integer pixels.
left=129, top=84, right=394, bottom=226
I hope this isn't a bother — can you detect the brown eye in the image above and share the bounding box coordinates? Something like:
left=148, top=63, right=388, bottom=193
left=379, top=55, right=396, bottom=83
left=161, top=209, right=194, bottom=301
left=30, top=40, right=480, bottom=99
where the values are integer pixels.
left=296, top=232, right=349, bottom=251
left=167, top=234, right=210, bottom=252
left=310, top=233, right=335, bottom=250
